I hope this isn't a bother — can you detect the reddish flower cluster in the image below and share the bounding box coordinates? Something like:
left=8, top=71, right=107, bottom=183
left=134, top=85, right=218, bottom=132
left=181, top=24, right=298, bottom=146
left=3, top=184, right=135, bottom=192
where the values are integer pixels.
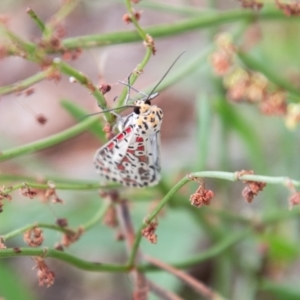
left=24, top=227, right=44, bottom=247
left=0, top=186, right=12, bottom=212
left=142, top=219, right=158, bottom=244
left=62, top=48, right=82, bottom=61
left=99, top=83, right=111, bottom=95
left=35, top=114, right=48, bottom=125
left=210, top=34, right=300, bottom=125
left=289, top=192, right=300, bottom=209
left=190, top=186, right=214, bottom=208
left=20, top=184, right=37, bottom=199
left=56, top=218, right=68, bottom=227
left=44, top=183, right=64, bottom=203
left=122, top=10, right=142, bottom=24
left=276, top=0, right=300, bottom=16
left=61, top=227, right=83, bottom=247
left=238, top=170, right=266, bottom=203
left=188, top=176, right=214, bottom=208
left=34, top=257, right=55, bottom=287
left=239, top=0, right=264, bottom=10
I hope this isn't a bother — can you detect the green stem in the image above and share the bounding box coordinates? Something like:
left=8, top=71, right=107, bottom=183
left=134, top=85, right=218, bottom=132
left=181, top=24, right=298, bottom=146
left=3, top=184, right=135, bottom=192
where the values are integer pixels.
left=0, top=24, right=36, bottom=55
left=27, top=7, right=47, bottom=33
left=0, top=115, right=101, bottom=162
left=125, top=0, right=147, bottom=41
left=1, top=181, right=104, bottom=195
left=52, top=59, right=111, bottom=119
left=116, top=47, right=153, bottom=106
left=49, top=0, right=79, bottom=24
left=175, top=228, right=251, bottom=269
left=62, top=9, right=286, bottom=50
left=138, top=228, right=252, bottom=271
left=137, top=1, right=214, bottom=16
left=0, top=248, right=129, bottom=272
left=2, top=203, right=111, bottom=241
left=82, top=202, right=112, bottom=231
left=196, top=93, right=211, bottom=170
left=0, top=71, right=48, bottom=96
left=0, top=174, right=98, bottom=186
left=127, top=177, right=188, bottom=266
left=1, top=223, right=74, bottom=241
left=128, top=171, right=300, bottom=264
left=44, top=0, right=79, bottom=39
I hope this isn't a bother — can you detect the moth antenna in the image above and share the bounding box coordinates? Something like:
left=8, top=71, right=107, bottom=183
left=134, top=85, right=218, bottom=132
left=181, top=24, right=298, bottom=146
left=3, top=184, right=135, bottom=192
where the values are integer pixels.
left=118, top=80, right=149, bottom=97
left=146, top=51, right=186, bottom=101
left=15, top=98, right=37, bottom=117
left=79, top=105, right=137, bottom=120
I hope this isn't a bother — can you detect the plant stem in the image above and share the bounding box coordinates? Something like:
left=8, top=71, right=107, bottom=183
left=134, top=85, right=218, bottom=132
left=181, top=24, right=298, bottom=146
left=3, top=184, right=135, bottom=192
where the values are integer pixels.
left=27, top=8, right=47, bottom=33
left=0, top=71, right=48, bottom=96
left=0, top=247, right=129, bottom=272
left=53, top=59, right=111, bottom=118
left=125, top=0, right=147, bottom=41
left=128, top=171, right=299, bottom=263
left=116, top=47, right=153, bottom=106
left=0, top=115, right=101, bottom=162
left=82, top=202, right=112, bottom=231
left=1, top=223, right=75, bottom=241
left=62, top=9, right=286, bottom=50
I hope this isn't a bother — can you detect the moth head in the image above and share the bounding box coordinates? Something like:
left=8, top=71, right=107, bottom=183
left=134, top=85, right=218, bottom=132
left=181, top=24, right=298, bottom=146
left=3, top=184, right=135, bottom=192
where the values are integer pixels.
left=134, top=100, right=150, bottom=114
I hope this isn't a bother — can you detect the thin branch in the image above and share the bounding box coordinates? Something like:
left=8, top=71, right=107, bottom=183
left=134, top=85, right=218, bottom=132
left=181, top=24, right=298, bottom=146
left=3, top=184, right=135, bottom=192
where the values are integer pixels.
left=116, top=47, right=153, bottom=107
left=82, top=201, right=112, bottom=231
left=116, top=199, right=149, bottom=299
left=1, top=223, right=75, bottom=241
left=138, top=228, right=252, bottom=272
left=144, top=255, right=227, bottom=300
left=52, top=59, right=111, bottom=118
left=147, top=279, right=184, bottom=300
left=129, top=171, right=300, bottom=264
left=0, top=247, right=129, bottom=272
left=125, top=0, right=148, bottom=41
left=61, top=9, right=287, bottom=50
left=137, top=1, right=214, bottom=16
left=0, top=115, right=101, bottom=162
left=1, top=202, right=111, bottom=241
left=26, top=7, right=47, bottom=33
left=0, top=71, right=48, bottom=96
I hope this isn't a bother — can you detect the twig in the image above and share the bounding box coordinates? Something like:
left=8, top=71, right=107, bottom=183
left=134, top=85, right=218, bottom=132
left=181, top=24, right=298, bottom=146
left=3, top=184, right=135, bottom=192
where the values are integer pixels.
left=26, top=7, right=47, bottom=33
left=0, top=71, right=48, bottom=96
left=61, top=9, right=286, bottom=50
left=116, top=199, right=148, bottom=299
left=1, top=223, right=75, bottom=241
left=144, top=255, right=227, bottom=300
left=138, top=228, right=252, bottom=272
left=0, top=247, right=129, bottom=272
left=147, top=280, right=184, bottom=300
left=0, top=115, right=102, bottom=162
left=129, top=171, right=300, bottom=264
